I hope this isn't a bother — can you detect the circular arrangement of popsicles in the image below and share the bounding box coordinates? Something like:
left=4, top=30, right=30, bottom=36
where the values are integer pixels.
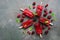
left=16, top=2, right=55, bottom=38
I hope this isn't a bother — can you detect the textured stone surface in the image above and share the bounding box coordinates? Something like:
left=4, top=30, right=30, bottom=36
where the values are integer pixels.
left=0, top=0, right=60, bottom=40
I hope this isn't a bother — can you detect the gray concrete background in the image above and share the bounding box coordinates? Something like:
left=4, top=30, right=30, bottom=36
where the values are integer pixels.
left=0, top=0, right=60, bottom=40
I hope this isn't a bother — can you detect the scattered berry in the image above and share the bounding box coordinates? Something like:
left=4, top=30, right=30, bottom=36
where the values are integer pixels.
left=17, top=13, right=20, bottom=18
left=44, top=30, right=49, bottom=35
left=32, top=2, right=36, bottom=6
left=45, top=4, right=48, bottom=8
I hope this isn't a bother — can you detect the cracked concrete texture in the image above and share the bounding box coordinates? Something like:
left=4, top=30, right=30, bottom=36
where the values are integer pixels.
left=0, top=0, right=60, bottom=40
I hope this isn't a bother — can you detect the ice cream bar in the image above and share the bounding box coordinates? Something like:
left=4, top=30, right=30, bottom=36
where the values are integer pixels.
left=36, top=5, right=43, bottom=17
left=19, top=19, right=33, bottom=29
left=34, top=23, right=43, bottom=38
left=20, top=8, right=34, bottom=18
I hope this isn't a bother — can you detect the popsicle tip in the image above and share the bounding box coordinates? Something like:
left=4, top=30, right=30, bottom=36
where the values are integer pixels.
left=20, top=8, right=24, bottom=11
left=40, top=34, right=43, bottom=38
left=50, top=23, right=53, bottom=26
left=41, top=2, right=43, bottom=4
left=19, top=26, right=23, bottom=29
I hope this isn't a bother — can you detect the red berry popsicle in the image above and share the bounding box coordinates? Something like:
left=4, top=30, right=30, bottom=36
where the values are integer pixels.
left=39, top=17, right=53, bottom=26
left=39, top=17, right=53, bottom=30
left=34, top=23, right=43, bottom=38
left=36, top=5, right=43, bottom=17
left=19, top=19, right=33, bottom=29
left=20, top=8, right=34, bottom=18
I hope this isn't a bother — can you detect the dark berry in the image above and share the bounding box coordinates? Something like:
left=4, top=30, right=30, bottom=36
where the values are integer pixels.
left=49, top=10, right=52, bottom=13
left=32, top=2, right=36, bottom=6
left=47, top=15, right=52, bottom=19
left=51, top=19, right=54, bottom=22
left=43, top=13, right=47, bottom=17
left=45, top=4, right=48, bottom=8
left=20, top=18, right=24, bottom=22
left=44, top=30, right=49, bottom=35
left=33, top=6, right=35, bottom=9
left=17, top=13, right=20, bottom=18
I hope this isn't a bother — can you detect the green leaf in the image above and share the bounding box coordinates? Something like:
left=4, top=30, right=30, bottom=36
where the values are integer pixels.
left=28, top=6, right=32, bottom=9
left=16, top=18, right=20, bottom=23
left=51, top=12, right=57, bottom=21
left=29, top=26, right=33, bottom=31
left=51, top=12, right=55, bottom=17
